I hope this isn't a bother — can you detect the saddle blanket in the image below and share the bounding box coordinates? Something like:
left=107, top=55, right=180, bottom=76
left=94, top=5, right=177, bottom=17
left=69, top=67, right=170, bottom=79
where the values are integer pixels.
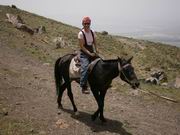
left=69, top=56, right=101, bottom=79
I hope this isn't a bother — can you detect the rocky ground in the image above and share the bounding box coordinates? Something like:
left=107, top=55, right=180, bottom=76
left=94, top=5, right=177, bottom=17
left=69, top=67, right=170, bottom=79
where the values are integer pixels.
left=0, top=41, right=180, bottom=135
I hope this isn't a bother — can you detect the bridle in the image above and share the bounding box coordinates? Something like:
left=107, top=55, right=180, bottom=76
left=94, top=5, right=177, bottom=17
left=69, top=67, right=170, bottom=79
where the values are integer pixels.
left=118, top=61, right=132, bottom=84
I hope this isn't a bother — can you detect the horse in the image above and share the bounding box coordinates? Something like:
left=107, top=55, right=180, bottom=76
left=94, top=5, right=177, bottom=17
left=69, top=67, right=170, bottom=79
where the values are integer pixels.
left=54, top=53, right=140, bottom=122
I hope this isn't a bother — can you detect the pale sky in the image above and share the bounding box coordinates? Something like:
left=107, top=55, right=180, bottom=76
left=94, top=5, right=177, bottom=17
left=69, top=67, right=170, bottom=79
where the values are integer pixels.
left=1, top=0, right=180, bottom=46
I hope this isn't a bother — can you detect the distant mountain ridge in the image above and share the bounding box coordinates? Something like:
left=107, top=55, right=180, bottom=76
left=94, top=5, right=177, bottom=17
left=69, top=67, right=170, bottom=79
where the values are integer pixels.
left=121, top=32, right=180, bottom=47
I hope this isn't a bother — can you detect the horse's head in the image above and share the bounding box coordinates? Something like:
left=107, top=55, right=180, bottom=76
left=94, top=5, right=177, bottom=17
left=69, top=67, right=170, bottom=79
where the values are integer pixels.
left=118, top=57, right=140, bottom=89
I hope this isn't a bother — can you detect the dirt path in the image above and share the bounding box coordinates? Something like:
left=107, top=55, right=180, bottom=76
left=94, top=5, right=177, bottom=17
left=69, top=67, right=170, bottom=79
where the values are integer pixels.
left=0, top=43, right=180, bottom=135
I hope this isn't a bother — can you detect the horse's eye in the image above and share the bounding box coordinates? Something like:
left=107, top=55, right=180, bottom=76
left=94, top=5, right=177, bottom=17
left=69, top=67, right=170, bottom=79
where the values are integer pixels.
left=129, top=69, right=133, bottom=73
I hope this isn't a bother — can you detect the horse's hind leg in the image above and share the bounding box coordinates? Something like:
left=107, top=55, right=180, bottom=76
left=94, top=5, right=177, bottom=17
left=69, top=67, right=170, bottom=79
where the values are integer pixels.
left=99, top=89, right=107, bottom=123
left=57, top=83, right=66, bottom=109
left=66, top=82, right=78, bottom=113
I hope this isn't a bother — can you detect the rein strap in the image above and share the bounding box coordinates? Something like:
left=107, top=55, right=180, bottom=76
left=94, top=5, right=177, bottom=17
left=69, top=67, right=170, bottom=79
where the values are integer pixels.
left=118, top=62, right=131, bottom=83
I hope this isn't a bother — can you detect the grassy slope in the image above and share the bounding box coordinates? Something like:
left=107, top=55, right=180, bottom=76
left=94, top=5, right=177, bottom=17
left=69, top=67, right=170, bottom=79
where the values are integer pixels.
left=0, top=5, right=180, bottom=95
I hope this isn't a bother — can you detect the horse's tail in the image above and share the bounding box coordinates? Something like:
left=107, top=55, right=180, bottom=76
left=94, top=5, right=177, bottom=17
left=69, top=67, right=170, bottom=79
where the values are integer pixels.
left=54, top=57, right=63, bottom=96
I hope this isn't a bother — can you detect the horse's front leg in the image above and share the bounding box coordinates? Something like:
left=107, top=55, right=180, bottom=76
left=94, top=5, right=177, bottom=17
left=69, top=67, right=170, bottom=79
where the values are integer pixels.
left=91, top=89, right=100, bottom=121
left=92, top=109, right=100, bottom=121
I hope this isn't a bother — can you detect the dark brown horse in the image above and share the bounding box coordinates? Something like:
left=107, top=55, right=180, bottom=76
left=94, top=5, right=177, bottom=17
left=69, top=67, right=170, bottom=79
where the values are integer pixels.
left=54, top=54, right=139, bottom=122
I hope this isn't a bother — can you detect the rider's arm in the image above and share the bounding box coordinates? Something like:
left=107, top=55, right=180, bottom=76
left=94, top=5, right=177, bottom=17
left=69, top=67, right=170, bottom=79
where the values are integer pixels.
left=79, top=38, right=93, bottom=57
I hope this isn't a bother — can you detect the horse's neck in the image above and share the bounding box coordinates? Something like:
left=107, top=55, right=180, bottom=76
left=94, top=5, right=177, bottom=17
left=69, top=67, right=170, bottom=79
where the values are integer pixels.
left=102, top=60, right=119, bottom=79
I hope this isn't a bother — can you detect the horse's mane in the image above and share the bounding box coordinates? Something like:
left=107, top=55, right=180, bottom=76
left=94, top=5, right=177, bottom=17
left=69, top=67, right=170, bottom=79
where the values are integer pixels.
left=101, top=57, right=130, bottom=65
left=101, top=58, right=118, bottom=63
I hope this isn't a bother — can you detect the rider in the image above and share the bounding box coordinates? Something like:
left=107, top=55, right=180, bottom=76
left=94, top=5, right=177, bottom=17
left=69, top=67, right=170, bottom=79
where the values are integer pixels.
left=78, top=16, right=99, bottom=94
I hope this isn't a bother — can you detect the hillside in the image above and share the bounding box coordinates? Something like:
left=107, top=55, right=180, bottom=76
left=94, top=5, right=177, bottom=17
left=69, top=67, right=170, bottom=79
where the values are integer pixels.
left=0, top=5, right=180, bottom=135
left=0, top=5, right=180, bottom=80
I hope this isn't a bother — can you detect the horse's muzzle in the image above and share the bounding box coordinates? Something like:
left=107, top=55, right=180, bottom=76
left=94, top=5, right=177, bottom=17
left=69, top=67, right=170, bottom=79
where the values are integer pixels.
left=131, top=81, right=140, bottom=89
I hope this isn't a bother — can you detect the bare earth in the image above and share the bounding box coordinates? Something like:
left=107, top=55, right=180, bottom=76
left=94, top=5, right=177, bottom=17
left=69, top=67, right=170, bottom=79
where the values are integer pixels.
left=0, top=43, right=180, bottom=135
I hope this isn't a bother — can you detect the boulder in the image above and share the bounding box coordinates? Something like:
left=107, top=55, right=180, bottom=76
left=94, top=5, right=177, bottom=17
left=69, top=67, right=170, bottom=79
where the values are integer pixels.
left=174, top=77, right=180, bottom=88
left=11, top=5, right=17, bottom=9
left=161, top=82, right=168, bottom=86
left=6, top=13, right=23, bottom=24
left=151, top=70, right=167, bottom=82
left=137, top=44, right=146, bottom=50
left=145, top=77, right=159, bottom=85
left=101, top=31, right=108, bottom=35
left=53, top=37, right=68, bottom=48
left=17, top=24, right=34, bottom=35
left=145, top=70, right=167, bottom=85
left=34, top=26, right=46, bottom=34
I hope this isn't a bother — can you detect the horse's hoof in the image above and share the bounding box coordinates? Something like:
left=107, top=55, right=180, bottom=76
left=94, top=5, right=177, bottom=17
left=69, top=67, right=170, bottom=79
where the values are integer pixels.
left=74, top=111, right=79, bottom=116
left=99, top=117, right=107, bottom=123
left=57, top=110, right=61, bottom=115
left=58, top=104, right=63, bottom=109
left=91, top=114, right=97, bottom=121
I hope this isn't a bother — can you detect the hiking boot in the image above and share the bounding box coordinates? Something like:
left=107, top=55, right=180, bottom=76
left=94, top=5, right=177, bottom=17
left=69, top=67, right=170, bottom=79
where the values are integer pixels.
left=81, top=86, right=90, bottom=94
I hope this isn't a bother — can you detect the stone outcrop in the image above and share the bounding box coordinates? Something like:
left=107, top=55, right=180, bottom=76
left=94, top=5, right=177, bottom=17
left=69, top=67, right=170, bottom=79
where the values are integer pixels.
left=53, top=37, right=68, bottom=48
left=34, top=26, right=46, bottom=34
left=6, top=13, right=34, bottom=35
left=174, top=76, right=180, bottom=88
left=145, top=70, right=167, bottom=85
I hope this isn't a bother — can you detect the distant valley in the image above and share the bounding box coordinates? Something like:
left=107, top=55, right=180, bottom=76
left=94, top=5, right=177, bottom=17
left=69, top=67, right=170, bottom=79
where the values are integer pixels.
left=122, top=32, right=180, bottom=47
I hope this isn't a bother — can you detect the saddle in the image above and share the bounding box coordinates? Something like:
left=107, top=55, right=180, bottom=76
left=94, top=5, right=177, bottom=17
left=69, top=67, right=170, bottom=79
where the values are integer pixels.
left=69, top=53, right=101, bottom=79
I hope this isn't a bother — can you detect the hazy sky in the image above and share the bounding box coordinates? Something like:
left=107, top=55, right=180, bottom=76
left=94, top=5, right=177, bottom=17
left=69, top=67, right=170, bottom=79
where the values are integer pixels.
left=1, top=0, right=180, bottom=35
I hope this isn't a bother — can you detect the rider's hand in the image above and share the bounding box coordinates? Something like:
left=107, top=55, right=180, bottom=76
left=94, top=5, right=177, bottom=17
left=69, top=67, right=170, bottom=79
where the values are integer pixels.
left=90, top=53, right=99, bottom=58
left=90, top=53, right=96, bottom=57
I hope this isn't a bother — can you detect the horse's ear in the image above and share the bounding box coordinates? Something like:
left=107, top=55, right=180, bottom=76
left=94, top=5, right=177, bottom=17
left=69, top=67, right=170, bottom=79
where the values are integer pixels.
left=117, top=56, right=122, bottom=64
left=127, top=56, right=133, bottom=63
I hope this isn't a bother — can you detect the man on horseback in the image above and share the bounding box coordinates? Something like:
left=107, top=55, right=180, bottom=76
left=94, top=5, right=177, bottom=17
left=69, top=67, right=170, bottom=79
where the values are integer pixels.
left=78, top=16, right=99, bottom=94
